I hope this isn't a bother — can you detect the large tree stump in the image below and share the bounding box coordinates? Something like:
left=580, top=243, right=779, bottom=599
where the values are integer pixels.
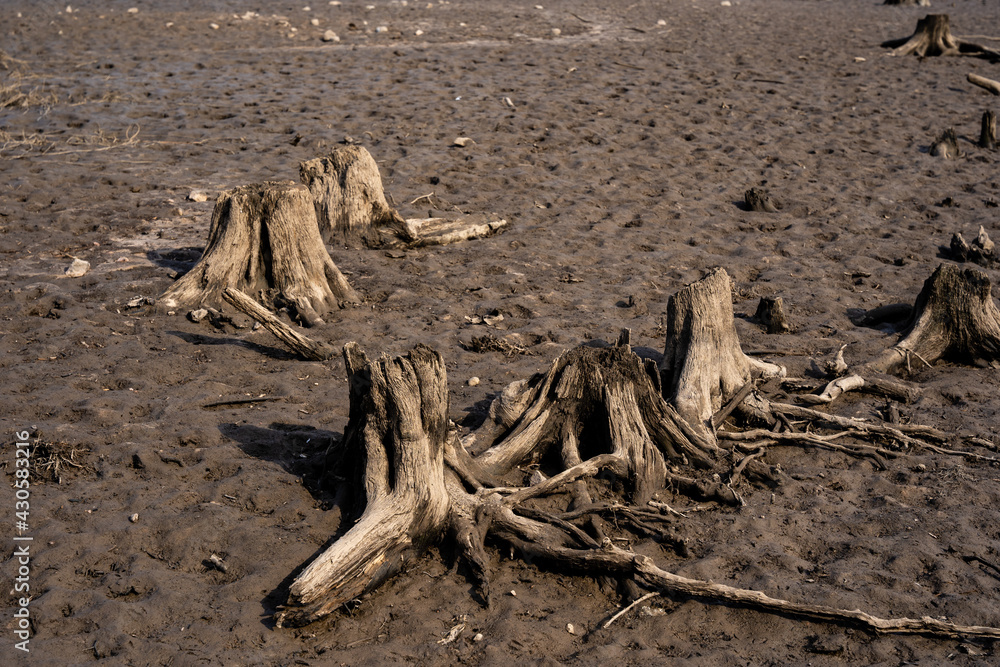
left=868, top=263, right=1000, bottom=373
left=300, top=146, right=410, bottom=248
left=660, top=268, right=785, bottom=444
left=275, top=344, right=452, bottom=627
left=883, top=15, right=1000, bottom=61
left=159, top=181, right=359, bottom=325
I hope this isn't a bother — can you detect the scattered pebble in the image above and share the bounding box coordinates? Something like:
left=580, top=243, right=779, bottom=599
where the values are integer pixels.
left=209, top=23, right=220, bottom=30
left=551, top=28, right=561, bottom=36
left=64, top=258, right=90, bottom=278
left=187, top=190, right=208, bottom=202
left=854, top=56, right=866, bottom=63
left=65, top=5, right=73, bottom=13
left=721, top=0, right=731, bottom=5
left=502, top=96, right=515, bottom=108
left=453, top=137, right=474, bottom=147
left=657, top=19, right=666, bottom=26
left=473, top=633, right=484, bottom=642
left=415, top=29, right=424, bottom=36
left=129, top=513, right=139, bottom=523
left=127, top=7, right=139, bottom=14
left=375, top=25, right=388, bottom=33
left=311, top=18, right=320, bottom=26
left=188, top=308, right=209, bottom=323
left=566, top=623, right=576, bottom=635
left=509, top=589, right=517, bottom=597
left=322, top=30, right=340, bottom=42
left=208, top=554, right=228, bottom=573
left=468, top=377, right=480, bottom=387
left=125, top=296, right=153, bottom=309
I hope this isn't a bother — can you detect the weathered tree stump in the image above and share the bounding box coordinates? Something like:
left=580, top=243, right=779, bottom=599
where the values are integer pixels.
left=744, top=187, right=779, bottom=213
left=980, top=110, right=997, bottom=149
left=272, top=333, right=1000, bottom=640
left=868, top=263, right=1000, bottom=373
left=301, top=145, right=510, bottom=249
left=300, top=146, right=410, bottom=248
left=159, top=181, right=359, bottom=325
left=753, top=296, right=791, bottom=334
left=929, top=127, right=962, bottom=159
left=950, top=226, right=997, bottom=267
left=660, top=268, right=785, bottom=444
left=883, top=15, right=1000, bottom=61
left=276, top=344, right=452, bottom=627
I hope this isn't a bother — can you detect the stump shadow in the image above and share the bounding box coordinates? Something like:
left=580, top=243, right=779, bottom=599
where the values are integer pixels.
left=222, top=420, right=363, bottom=630
left=167, top=329, right=299, bottom=360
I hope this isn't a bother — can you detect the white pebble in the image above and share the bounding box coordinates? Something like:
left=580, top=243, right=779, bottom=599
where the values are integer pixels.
left=65, top=5, right=72, bottom=13
left=720, top=0, right=731, bottom=5
left=311, top=18, right=320, bottom=26
left=474, top=633, right=484, bottom=642
left=209, top=23, right=220, bottom=30
left=129, top=513, right=139, bottom=523
left=551, top=28, right=561, bottom=36
left=509, top=590, right=517, bottom=597
left=453, top=137, right=474, bottom=147
left=468, top=377, right=480, bottom=387
left=64, top=258, right=90, bottom=278
left=415, top=29, right=424, bottom=36
left=375, top=25, right=388, bottom=33
left=657, top=19, right=666, bottom=26
left=127, top=7, right=138, bottom=13
left=566, top=623, right=576, bottom=635
left=187, top=190, right=208, bottom=202
left=322, top=30, right=340, bottom=42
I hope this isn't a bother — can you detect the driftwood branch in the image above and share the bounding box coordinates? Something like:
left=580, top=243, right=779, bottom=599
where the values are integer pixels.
left=222, top=287, right=337, bottom=361
left=968, top=73, right=1000, bottom=95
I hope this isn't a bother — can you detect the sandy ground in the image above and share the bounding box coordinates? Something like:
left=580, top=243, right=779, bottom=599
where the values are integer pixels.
left=2, top=0, right=1000, bottom=664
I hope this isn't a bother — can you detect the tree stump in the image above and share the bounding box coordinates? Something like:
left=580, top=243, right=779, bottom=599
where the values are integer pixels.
left=980, top=110, right=997, bottom=149
left=159, top=181, right=359, bottom=325
left=275, top=344, right=452, bottom=627
left=744, top=187, right=779, bottom=213
left=754, top=296, right=791, bottom=334
left=300, top=146, right=410, bottom=248
left=868, top=263, right=1000, bottom=373
left=929, top=127, right=962, bottom=159
left=660, top=268, right=785, bottom=444
left=950, top=226, right=997, bottom=267
left=883, top=15, right=1000, bottom=61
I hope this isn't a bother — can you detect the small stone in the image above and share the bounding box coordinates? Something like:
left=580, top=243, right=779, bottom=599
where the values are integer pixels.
left=854, top=57, right=866, bottom=63
left=375, top=25, right=388, bottom=33
left=172, top=207, right=184, bottom=217
left=311, top=18, right=320, bottom=26
left=720, top=0, right=731, bottom=4
left=188, top=308, right=209, bottom=323
left=187, top=190, right=208, bottom=202
left=509, top=590, right=517, bottom=597
left=209, top=22, right=220, bottom=30
left=415, top=29, right=424, bottom=36
left=64, top=258, right=90, bottom=277
left=453, top=137, right=474, bottom=147
left=566, top=623, right=576, bottom=635
left=65, top=5, right=73, bottom=13
left=129, top=513, right=139, bottom=523
left=468, top=377, right=480, bottom=387
left=474, top=633, right=484, bottom=642
left=208, top=554, right=228, bottom=573
left=322, top=30, right=340, bottom=42
left=127, top=7, right=139, bottom=13
left=657, top=19, right=666, bottom=26
left=551, top=28, right=561, bottom=36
